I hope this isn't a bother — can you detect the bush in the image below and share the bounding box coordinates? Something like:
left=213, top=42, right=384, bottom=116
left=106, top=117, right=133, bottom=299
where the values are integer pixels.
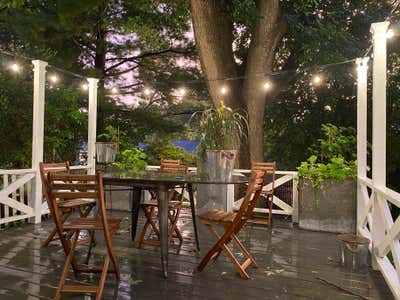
left=113, top=148, right=147, bottom=172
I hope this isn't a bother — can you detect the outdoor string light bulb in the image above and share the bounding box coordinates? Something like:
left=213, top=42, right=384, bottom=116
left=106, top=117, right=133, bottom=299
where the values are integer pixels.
left=81, top=83, right=88, bottom=91
left=220, top=86, right=228, bottom=95
left=263, top=81, right=272, bottom=91
left=49, top=74, right=59, bottom=83
left=111, top=87, right=118, bottom=94
left=179, top=87, right=186, bottom=97
left=9, top=63, right=20, bottom=72
left=386, top=29, right=395, bottom=39
left=312, top=74, right=322, bottom=85
left=144, top=88, right=152, bottom=96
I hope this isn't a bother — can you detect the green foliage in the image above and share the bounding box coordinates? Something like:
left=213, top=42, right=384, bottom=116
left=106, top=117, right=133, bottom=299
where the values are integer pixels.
left=113, top=148, right=147, bottom=172
left=309, top=124, right=356, bottom=163
left=143, top=135, right=195, bottom=166
left=297, top=124, right=357, bottom=206
left=190, top=102, right=248, bottom=152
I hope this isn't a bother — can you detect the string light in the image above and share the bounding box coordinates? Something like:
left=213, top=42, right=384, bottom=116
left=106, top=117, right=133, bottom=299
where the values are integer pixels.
left=263, top=81, right=272, bottom=91
left=386, top=29, right=395, bottom=39
left=10, top=63, right=20, bottom=72
left=312, top=74, right=323, bottom=86
left=220, top=86, right=228, bottom=95
left=178, top=87, right=186, bottom=97
left=144, top=88, right=152, bottom=96
left=81, top=83, right=88, bottom=91
left=324, top=105, right=332, bottom=111
left=49, top=74, right=59, bottom=83
left=111, top=87, right=118, bottom=94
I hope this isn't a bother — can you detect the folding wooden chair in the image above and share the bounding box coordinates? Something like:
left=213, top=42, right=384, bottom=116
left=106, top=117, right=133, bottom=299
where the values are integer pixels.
left=39, top=162, right=97, bottom=247
left=47, top=172, right=121, bottom=300
left=248, top=161, right=276, bottom=226
left=197, top=170, right=266, bottom=279
left=138, top=159, right=188, bottom=248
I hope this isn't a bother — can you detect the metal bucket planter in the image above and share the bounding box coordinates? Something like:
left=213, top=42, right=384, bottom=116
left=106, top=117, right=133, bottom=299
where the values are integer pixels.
left=196, top=150, right=236, bottom=214
left=298, top=178, right=356, bottom=233
left=95, top=142, right=117, bottom=163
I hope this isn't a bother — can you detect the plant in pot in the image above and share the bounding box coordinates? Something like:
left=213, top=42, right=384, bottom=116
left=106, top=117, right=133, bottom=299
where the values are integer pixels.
left=190, top=102, right=248, bottom=212
left=96, top=125, right=119, bottom=164
left=190, top=101, right=248, bottom=179
left=297, top=124, right=357, bottom=233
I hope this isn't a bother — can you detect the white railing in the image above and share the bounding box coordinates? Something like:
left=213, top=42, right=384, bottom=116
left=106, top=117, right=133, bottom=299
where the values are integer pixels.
left=0, top=165, right=90, bottom=227
left=145, top=165, right=298, bottom=222
left=358, top=176, right=400, bottom=299
left=0, top=169, right=36, bottom=226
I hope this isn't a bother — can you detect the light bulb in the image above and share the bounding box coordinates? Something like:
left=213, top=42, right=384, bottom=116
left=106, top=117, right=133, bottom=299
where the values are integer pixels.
left=263, top=81, right=272, bottom=91
left=144, top=88, right=152, bottom=96
left=179, top=88, right=186, bottom=96
left=312, top=75, right=322, bottom=85
left=387, top=29, right=395, bottom=39
left=10, top=63, right=20, bottom=72
left=111, top=87, right=118, bottom=94
left=49, top=74, right=58, bottom=83
left=220, top=86, right=228, bottom=95
left=81, top=83, right=88, bottom=91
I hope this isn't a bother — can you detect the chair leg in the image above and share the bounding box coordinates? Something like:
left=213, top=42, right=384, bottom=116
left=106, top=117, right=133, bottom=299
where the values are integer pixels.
left=231, top=234, right=257, bottom=268
left=138, top=206, right=159, bottom=248
left=54, top=230, right=80, bottom=300
left=42, top=212, right=70, bottom=247
left=96, top=255, right=110, bottom=300
left=168, top=207, right=183, bottom=244
left=268, top=195, right=273, bottom=226
left=85, top=230, right=96, bottom=265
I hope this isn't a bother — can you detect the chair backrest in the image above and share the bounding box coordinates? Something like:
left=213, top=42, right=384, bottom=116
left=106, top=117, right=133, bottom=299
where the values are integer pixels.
left=233, top=170, right=266, bottom=226
left=160, top=159, right=189, bottom=202
left=160, top=159, right=188, bottom=174
left=39, top=162, right=71, bottom=218
left=251, top=161, right=276, bottom=194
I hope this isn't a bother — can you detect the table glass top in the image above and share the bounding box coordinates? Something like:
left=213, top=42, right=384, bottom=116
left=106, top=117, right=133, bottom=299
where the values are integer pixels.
left=103, top=169, right=249, bottom=185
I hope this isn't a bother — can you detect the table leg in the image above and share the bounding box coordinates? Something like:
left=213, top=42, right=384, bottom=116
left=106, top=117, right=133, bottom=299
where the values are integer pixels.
left=157, top=184, right=169, bottom=278
left=130, top=187, right=142, bottom=242
left=188, top=183, right=200, bottom=251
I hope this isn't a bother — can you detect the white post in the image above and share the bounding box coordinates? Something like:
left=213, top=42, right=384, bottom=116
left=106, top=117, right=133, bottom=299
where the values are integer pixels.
left=31, top=60, right=48, bottom=223
left=356, top=57, right=369, bottom=231
left=87, top=78, right=99, bottom=175
left=370, top=21, right=389, bottom=269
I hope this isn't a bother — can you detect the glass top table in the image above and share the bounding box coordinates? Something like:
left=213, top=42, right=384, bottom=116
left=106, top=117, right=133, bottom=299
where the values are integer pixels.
left=102, top=169, right=249, bottom=278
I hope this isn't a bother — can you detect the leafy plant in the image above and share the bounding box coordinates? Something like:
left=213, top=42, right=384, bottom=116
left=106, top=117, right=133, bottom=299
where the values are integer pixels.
left=297, top=124, right=357, bottom=206
left=97, top=125, right=119, bottom=143
left=190, top=101, right=248, bottom=157
left=143, top=135, right=195, bottom=165
left=113, top=148, right=147, bottom=172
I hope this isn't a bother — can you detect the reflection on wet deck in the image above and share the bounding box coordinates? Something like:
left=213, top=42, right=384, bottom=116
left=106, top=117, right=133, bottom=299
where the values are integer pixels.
left=0, top=209, right=394, bottom=299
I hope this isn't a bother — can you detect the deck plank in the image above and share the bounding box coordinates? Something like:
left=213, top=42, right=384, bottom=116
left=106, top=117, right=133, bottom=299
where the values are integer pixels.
left=0, top=209, right=393, bottom=300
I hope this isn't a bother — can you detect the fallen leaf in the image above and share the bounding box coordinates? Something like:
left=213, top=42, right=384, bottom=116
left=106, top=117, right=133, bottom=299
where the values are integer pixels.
left=265, top=271, right=274, bottom=277
left=221, top=272, right=227, bottom=276
left=275, top=269, right=284, bottom=274
left=128, top=279, right=143, bottom=285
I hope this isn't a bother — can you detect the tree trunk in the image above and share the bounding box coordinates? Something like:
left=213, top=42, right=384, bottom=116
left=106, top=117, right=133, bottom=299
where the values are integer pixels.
left=191, top=0, right=284, bottom=166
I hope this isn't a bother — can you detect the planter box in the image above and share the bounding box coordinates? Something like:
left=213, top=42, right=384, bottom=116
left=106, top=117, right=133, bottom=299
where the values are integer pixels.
left=298, top=178, right=356, bottom=233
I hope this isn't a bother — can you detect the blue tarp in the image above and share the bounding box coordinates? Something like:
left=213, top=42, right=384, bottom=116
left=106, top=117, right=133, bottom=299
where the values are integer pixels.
left=137, top=140, right=198, bottom=153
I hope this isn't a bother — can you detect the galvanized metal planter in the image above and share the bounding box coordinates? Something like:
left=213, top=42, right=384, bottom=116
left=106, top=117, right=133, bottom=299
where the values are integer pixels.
left=196, top=150, right=236, bottom=214
left=298, top=178, right=356, bottom=233
left=95, top=142, right=117, bottom=163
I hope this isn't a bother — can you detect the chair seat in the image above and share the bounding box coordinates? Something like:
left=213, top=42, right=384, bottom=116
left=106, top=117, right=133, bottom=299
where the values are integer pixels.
left=141, top=200, right=182, bottom=210
left=198, top=209, right=237, bottom=224
left=63, top=218, right=122, bottom=232
left=58, top=198, right=96, bottom=209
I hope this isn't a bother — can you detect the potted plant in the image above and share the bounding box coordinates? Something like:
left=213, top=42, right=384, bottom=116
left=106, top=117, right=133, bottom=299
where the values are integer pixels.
left=297, top=124, right=357, bottom=233
left=190, top=102, right=248, bottom=212
left=96, top=125, right=119, bottom=163
left=190, top=101, right=248, bottom=179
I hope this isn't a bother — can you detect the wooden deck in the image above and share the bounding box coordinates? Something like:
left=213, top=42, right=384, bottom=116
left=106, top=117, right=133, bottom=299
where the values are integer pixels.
left=0, top=209, right=394, bottom=300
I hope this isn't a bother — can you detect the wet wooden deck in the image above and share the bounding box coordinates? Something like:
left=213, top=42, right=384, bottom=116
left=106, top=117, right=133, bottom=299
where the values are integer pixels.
left=0, top=209, right=394, bottom=300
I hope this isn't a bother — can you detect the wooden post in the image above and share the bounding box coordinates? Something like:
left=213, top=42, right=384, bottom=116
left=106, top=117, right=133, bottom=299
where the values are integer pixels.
left=356, top=57, right=369, bottom=232
left=370, top=21, right=389, bottom=269
left=31, top=60, right=48, bottom=223
left=87, top=78, right=99, bottom=175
